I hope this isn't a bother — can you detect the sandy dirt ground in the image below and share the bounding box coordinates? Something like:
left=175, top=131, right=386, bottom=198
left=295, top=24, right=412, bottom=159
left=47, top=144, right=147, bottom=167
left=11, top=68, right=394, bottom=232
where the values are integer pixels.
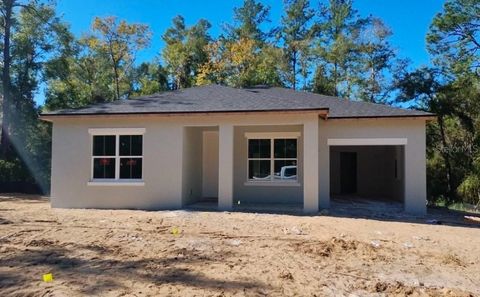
left=0, top=195, right=479, bottom=297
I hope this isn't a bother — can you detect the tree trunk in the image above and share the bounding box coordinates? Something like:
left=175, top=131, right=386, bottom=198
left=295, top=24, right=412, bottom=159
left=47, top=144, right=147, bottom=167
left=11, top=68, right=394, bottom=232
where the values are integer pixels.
left=292, top=50, right=297, bottom=90
left=113, top=64, right=120, bottom=100
left=438, top=115, right=456, bottom=203
left=369, top=66, right=375, bottom=103
left=1, top=0, right=14, bottom=158
left=108, top=45, right=120, bottom=100
left=333, top=62, right=338, bottom=97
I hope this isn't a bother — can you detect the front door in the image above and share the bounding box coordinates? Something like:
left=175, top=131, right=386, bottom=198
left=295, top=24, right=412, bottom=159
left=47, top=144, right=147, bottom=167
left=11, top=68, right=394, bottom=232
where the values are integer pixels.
left=202, top=131, right=219, bottom=198
left=340, top=152, right=357, bottom=194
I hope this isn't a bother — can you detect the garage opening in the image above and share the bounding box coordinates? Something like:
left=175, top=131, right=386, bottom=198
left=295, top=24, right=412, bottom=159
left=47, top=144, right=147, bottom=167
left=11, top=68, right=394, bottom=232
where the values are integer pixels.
left=329, top=145, right=405, bottom=209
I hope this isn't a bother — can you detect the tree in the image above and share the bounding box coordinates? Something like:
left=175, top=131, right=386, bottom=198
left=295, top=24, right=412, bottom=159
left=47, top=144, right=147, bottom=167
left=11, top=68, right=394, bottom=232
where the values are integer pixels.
left=355, top=17, right=400, bottom=103
left=427, top=0, right=480, bottom=74
left=131, top=62, right=168, bottom=96
left=1, top=0, right=16, bottom=157
left=227, top=38, right=282, bottom=87
left=90, top=16, right=151, bottom=100
left=395, top=67, right=459, bottom=202
left=197, top=0, right=281, bottom=88
left=279, top=0, right=314, bottom=90
left=196, top=37, right=282, bottom=88
left=196, top=40, right=228, bottom=86
left=421, top=0, right=480, bottom=205
left=162, top=16, right=211, bottom=89
left=312, top=0, right=368, bottom=98
left=458, top=156, right=480, bottom=208
left=312, top=64, right=336, bottom=95
left=44, top=35, right=115, bottom=109
left=0, top=1, right=68, bottom=191
left=224, top=0, right=272, bottom=42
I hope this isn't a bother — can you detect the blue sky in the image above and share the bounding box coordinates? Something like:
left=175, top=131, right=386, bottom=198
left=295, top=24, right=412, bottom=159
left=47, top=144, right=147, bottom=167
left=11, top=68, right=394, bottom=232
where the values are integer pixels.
left=36, top=0, right=445, bottom=105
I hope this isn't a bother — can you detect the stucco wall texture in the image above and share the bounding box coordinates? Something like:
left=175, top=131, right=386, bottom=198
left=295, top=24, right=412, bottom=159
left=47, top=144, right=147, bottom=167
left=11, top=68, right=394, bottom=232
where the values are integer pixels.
left=49, top=113, right=427, bottom=214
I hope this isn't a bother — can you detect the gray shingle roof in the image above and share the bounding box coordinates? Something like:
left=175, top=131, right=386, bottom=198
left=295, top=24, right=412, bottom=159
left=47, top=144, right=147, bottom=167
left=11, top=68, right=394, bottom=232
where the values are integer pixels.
left=41, top=84, right=433, bottom=119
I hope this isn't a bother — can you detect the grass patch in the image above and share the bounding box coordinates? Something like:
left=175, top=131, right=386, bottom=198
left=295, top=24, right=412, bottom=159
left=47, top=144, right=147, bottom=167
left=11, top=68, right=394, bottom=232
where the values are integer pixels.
left=447, top=202, right=480, bottom=213
left=433, top=199, right=480, bottom=214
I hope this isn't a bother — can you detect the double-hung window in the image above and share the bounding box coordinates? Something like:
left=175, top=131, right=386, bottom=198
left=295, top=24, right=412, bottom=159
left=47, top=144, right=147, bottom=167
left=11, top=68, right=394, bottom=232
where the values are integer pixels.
left=92, top=135, right=117, bottom=179
left=119, top=135, right=143, bottom=179
left=90, top=128, right=144, bottom=183
left=247, top=133, right=299, bottom=183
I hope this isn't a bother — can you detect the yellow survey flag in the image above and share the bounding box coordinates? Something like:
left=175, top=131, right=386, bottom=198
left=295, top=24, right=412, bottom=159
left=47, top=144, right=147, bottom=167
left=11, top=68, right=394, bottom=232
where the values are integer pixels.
left=171, top=227, right=180, bottom=235
left=42, top=273, right=53, bottom=282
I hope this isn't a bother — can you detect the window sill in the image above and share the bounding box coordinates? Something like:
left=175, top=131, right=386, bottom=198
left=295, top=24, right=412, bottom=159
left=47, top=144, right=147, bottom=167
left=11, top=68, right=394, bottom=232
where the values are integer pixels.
left=244, top=181, right=301, bottom=187
left=87, top=180, right=145, bottom=186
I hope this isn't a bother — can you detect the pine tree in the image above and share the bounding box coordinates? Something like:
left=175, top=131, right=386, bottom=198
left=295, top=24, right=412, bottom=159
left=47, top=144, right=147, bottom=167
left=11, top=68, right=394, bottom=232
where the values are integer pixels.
left=312, top=0, right=368, bottom=98
left=279, top=0, right=314, bottom=90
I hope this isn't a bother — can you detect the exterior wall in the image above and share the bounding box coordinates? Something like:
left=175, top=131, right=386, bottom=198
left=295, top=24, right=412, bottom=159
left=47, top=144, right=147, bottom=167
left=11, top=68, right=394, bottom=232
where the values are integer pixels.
left=49, top=113, right=309, bottom=209
left=49, top=113, right=427, bottom=214
left=392, top=146, right=405, bottom=201
left=318, top=118, right=427, bottom=214
left=233, top=125, right=303, bottom=204
left=50, top=118, right=184, bottom=209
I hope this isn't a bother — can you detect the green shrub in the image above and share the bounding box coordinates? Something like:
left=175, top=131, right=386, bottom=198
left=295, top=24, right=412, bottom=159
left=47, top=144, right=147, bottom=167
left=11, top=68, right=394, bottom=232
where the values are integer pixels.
left=0, top=158, right=31, bottom=182
left=457, top=174, right=480, bottom=206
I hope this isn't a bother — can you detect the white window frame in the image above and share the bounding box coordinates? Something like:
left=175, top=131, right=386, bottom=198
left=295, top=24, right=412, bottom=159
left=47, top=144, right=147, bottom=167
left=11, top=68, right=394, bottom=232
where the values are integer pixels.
left=88, top=128, right=145, bottom=186
left=245, top=132, right=300, bottom=186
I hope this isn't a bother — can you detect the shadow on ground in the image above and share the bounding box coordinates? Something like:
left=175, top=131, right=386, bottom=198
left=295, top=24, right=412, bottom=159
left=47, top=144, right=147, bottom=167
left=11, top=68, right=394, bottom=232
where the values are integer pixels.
left=0, top=193, right=49, bottom=203
left=2, top=193, right=479, bottom=229
left=0, top=241, right=267, bottom=295
left=187, top=198, right=480, bottom=229
left=327, top=197, right=480, bottom=229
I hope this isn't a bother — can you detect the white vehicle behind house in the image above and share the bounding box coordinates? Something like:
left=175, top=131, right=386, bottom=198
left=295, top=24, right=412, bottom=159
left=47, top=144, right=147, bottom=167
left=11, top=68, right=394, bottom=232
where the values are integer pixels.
left=252, top=165, right=297, bottom=180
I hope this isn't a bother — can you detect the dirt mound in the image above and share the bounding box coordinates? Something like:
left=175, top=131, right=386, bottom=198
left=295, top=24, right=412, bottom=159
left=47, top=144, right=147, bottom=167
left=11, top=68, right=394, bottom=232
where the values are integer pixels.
left=82, top=243, right=114, bottom=254
left=1, top=195, right=479, bottom=296
left=26, top=239, right=57, bottom=247
left=368, top=281, right=474, bottom=297
left=441, top=253, right=466, bottom=267
left=279, top=271, right=294, bottom=280
left=293, top=237, right=385, bottom=259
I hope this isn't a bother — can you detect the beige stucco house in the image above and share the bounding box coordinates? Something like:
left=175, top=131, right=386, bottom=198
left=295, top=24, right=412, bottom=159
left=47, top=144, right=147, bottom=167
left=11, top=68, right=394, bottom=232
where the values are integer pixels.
left=41, top=85, right=434, bottom=215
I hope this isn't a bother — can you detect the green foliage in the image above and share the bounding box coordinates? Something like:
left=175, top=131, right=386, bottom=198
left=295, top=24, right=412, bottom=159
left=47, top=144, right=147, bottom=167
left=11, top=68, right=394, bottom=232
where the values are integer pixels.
left=312, top=1, right=401, bottom=102
left=0, top=158, right=29, bottom=182
left=44, top=16, right=152, bottom=109
left=90, top=16, right=151, bottom=99
left=312, top=65, right=336, bottom=95
left=44, top=37, right=114, bottom=109
left=197, top=0, right=282, bottom=88
left=312, top=0, right=365, bottom=98
left=458, top=173, right=480, bottom=206
left=427, top=0, right=480, bottom=74
left=162, top=16, right=211, bottom=89
left=197, top=38, right=282, bottom=88
left=354, top=18, right=401, bottom=103
left=131, top=62, right=169, bottom=96
left=433, top=197, right=480, bottom=213
left=279, top=0, right=315, bottom=90
left=225, top=0, right=272, bottom=42
left=456, top=150, right=480, bottom=207
left=0, top=1, right=59, bottom=192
